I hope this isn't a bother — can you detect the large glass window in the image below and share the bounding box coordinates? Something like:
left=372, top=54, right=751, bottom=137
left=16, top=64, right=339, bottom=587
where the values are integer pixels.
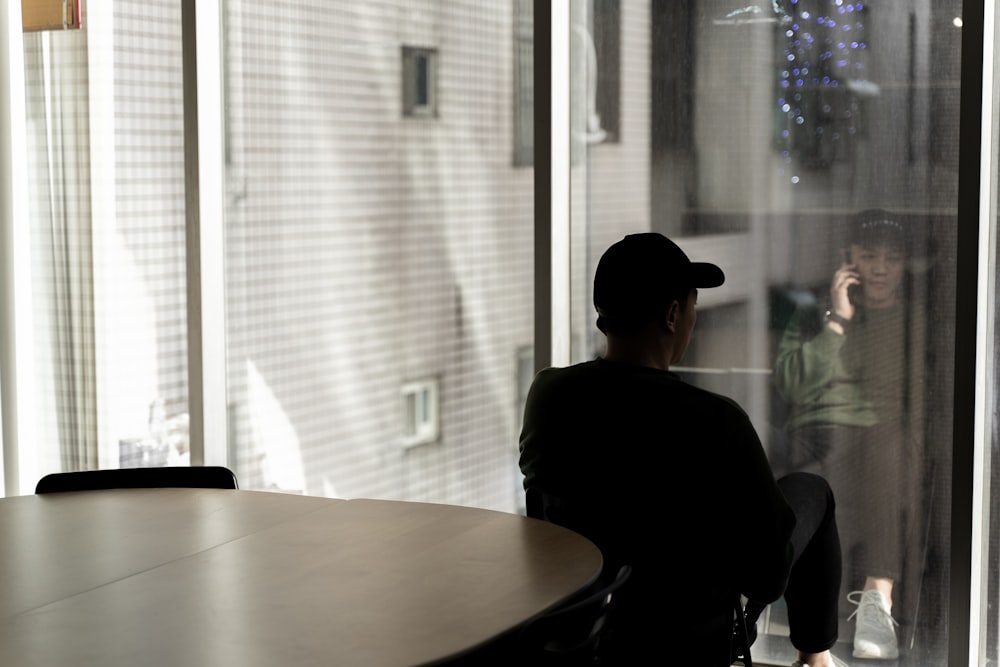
left=569, top=1, right=960, bottom=664
left=220, top=2, right=532, bottom=508
left=8, top=1, right=535, bottom=511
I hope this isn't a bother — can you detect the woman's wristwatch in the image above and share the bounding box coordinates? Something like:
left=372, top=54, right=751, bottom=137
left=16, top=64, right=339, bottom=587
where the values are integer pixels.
left=824, top=310, right=851, bottom=329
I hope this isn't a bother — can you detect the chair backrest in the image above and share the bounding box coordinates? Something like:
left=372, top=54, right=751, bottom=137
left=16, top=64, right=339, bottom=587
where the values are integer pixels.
left=526, top=488, right=752, bottom=665
left=514, top=564, right=632, bottom=666
left=731, top=596, right=754, bottom=666
left=35, top=466, right=239, bottom=494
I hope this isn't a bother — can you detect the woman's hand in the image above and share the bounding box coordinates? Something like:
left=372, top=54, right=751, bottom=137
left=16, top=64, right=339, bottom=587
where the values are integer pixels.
left=829, top=258, right=860, bottom=323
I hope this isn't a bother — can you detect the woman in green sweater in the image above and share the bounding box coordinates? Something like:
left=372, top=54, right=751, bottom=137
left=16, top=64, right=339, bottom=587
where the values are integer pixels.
left=774, top=209, right=926, bottom=661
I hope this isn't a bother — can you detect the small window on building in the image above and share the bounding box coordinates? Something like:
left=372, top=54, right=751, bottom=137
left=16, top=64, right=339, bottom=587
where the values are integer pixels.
left=402, top=46, right=438, bottom=118
left=401, top=379, right=439, bottom=447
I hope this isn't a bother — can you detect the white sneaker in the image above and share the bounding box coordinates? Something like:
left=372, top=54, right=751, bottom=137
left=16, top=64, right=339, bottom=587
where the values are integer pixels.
left=791, top=655, right=849, bottom=667
left=848, top=590, right=899, bottom=659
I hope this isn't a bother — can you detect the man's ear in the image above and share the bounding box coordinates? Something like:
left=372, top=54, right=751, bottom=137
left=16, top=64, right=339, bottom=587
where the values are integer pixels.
left=663, top=300, right=681, bottom=332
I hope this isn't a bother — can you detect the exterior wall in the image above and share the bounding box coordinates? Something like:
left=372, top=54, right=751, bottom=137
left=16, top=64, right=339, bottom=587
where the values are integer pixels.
left=223, top=1, right=536, bottom=509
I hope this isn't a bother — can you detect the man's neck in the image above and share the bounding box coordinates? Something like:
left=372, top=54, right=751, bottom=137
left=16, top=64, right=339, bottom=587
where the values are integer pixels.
left=603, top=334, right=673, bottom=371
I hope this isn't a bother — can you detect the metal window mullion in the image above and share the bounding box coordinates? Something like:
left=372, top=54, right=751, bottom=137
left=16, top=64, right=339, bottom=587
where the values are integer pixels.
left=953, top=1, right=987, bottom=665
left=182, top=0, right=227, bottom=466
left=0, top=0, right=31, bottom=496
left=970, top=1, right=1000, bottom=664
left=534, top=0, right=571, bottom=374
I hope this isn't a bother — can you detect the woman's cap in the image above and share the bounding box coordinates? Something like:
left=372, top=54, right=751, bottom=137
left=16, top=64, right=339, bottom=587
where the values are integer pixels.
left=593, top=233, right=725, bottom=323
left=849, top=208, right=908, bottom=248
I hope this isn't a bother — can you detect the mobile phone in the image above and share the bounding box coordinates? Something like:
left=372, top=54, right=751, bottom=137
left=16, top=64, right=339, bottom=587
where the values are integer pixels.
left=842, top=248, right=860, bottom=302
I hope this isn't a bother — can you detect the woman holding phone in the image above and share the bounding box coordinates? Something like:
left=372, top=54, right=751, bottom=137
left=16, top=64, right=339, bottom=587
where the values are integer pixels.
left=773, top=209, right=927, bottom=661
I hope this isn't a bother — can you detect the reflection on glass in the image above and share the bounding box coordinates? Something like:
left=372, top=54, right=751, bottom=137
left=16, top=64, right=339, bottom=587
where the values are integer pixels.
left=571, top=1, right=958, bottom=664
left=773, top=209, right=928, bottom=661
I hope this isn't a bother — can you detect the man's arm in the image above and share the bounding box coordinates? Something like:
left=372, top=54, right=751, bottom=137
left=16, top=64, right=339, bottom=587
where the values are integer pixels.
left=729, top=410, right=797, bottom=603
left=518, top=367, right=565, bottom=494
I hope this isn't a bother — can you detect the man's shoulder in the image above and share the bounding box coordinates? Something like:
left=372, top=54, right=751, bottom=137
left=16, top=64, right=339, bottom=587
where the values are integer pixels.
left=524, top=360, right=602, bottom=409
left=539, top=361, right=748, bottom=416
left=677, top=380, right=752, bottom=423
left=531, top=359, right=602, bottom=386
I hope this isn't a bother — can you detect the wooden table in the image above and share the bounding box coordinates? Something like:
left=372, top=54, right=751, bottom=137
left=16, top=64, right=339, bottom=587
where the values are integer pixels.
left=0, top=489, right=602, bottom=667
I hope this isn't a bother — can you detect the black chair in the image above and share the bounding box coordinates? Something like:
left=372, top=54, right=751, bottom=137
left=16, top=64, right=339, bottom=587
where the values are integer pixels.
left=526, top=488, right=755, bottom=665
left=35, top=466, right=239, bottom=494
left=731, top=596, right=754, bottom=666
left=513, top=564, right=633, bottom=666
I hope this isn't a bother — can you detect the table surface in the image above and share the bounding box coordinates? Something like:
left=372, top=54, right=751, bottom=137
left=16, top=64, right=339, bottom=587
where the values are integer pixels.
left=0, top=489, right=602, bottom=667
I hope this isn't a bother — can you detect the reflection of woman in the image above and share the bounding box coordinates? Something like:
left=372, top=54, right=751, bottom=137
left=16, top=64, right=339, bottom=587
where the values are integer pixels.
left=773, top=209, right=926, bottom=661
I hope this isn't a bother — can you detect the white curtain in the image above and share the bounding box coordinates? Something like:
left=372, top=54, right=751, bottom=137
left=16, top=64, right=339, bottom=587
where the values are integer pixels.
left=23, top=30, right=98, bottom=471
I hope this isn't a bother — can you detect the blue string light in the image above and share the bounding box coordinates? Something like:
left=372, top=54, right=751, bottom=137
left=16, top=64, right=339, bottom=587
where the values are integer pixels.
left=776, top=0, right=867, bottom=182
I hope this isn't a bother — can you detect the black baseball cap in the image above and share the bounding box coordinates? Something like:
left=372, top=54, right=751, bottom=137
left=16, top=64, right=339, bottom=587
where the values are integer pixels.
left=593, top=233, right=725, bottom=327
left=848, top=208, right=908, bottom=249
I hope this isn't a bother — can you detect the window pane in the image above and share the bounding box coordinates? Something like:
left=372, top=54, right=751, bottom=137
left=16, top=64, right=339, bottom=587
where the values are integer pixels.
left=223, top=2, right=532, bottom=508
left=570, top=1, right=958, bottom=664
left=21, top=2, right=190, bottom=484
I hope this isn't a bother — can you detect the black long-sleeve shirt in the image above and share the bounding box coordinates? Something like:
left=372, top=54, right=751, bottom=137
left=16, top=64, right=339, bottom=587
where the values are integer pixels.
left=519, top=358, right=795, bottom=664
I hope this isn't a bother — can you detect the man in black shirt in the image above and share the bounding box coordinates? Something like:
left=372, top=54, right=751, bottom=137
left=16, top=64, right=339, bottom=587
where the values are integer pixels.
left=519, top=233, right=844, bottom=666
